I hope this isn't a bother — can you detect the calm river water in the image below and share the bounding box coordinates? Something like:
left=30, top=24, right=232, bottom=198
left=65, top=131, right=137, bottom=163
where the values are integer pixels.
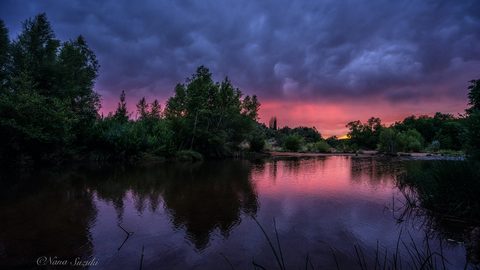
left=0, top=156, right=477, bottom=269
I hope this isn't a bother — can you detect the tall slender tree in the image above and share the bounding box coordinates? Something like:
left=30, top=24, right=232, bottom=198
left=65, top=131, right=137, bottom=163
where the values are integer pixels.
left=136, top=97, right=149, bottom=120
left=150, top=99, right=161, bottom=119
left=114, top=90, right=129, bottom=123
left=10, top=13, right=60, bottom=96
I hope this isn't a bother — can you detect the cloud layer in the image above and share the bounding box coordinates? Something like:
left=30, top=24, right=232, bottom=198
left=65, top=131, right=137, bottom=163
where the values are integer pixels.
left=1, top=0, right=479, bottom=134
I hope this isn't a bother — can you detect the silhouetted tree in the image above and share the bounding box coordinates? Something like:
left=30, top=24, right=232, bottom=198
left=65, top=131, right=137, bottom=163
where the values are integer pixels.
left=466, top=79, right=480, bottom=160
left=346, top=117, right=383, bottom=149
left=150, top=99, right=161, bottom=119
left=114, top=90, right=129, bottom=123
left=269, top=116, right=277, bottom=130
left=10, top=13, right=60, bottom=96
left=136, top=97, right=148, bottom=120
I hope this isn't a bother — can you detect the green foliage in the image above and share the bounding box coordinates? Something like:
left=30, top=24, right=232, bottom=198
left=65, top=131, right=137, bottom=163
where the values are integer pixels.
left=434, top=121, right=465, bottom=150
left=267, top=125, right=321, bottom=148
left=0, top=14, right=100, bottom=164
left=379, top=128, right=424, bottom=153
left=466, top=79, right=480, bottom=114
left=165, top=66, right=259, bottom=157
left=248, top=125, right=266, bottom=152
left=10, top=13, right=60, bottom=96
left=0, top=91, right=74, bottom=162
left=306, top=140, right=331, bottom=153
left=392, top=113, right=464, bottom=151
left=466, top=80, right=480, bottom=161
left=466, top=111, right=480, bottom=160
left=91, top=95, right=175, bottom=161
left=346, top=117, right=383, bottom=149
left=283, top=135, right=303, bottom=152
left=378, top=128, right=398, bottom=154
left=397, top=129, right=423, bottom=152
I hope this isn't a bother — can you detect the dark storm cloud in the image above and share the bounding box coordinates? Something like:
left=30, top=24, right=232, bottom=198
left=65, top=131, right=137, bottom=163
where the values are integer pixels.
left=1, top=0, right=479, bottom=102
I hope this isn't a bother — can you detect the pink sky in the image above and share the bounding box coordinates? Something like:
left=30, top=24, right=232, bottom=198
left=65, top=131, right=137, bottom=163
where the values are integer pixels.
left=99, top=93, right=467, bottom=137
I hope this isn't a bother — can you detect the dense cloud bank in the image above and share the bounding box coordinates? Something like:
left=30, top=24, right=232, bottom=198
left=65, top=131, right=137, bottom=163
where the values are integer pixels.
left=1, top=0, right=479, bottom=106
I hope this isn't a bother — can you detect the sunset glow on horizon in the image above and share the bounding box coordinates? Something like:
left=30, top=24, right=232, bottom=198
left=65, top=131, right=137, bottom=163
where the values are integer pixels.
left=4, top=0, right=478, bottom=137
left=98, top=93, right=468, bottom=137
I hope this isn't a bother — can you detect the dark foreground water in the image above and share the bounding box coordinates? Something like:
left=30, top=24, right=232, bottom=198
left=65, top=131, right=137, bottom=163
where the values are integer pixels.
left=0, top=156, right=478, bottom=269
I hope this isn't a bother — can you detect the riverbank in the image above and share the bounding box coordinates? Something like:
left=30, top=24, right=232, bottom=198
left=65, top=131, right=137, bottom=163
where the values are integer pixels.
left=268, top=151, right=465, bottom=160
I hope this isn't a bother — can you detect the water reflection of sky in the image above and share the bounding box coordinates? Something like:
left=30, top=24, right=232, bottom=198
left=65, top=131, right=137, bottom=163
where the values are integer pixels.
left=0, top=157, right=474, bottom=269
left=86, top=157, right=470, bottom=269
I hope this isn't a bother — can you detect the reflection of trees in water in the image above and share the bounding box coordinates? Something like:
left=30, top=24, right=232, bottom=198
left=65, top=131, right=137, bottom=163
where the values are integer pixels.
left=0, top=173, right=96, bottom=268
left=349, top=157, right=401, bottom=185
left=162, top=161, right=258, bottom=249
left=394, top=180, right=480, bottom=266
left=86, top=160, right=259, bottom=250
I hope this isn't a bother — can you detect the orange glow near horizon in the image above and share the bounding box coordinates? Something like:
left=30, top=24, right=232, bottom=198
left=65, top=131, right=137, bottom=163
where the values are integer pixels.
left=99, top=93, right=467, bottom=137
left=258, top=98, right=467, bottom=137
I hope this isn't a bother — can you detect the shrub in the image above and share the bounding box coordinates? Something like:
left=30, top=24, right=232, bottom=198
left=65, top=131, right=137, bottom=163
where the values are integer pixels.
left=283, top=135, right=303, bottom=152
left=398, top=129, right=424, bottom=152
left=307, top=140, right=331, bottom=153
left=378, top=128, right=398, bottom=154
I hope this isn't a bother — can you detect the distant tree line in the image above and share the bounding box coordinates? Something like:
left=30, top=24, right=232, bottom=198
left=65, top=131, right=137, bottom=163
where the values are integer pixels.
left=262, top=80, right=479, bottom=159
left=343, top=90, right=479, bottom=158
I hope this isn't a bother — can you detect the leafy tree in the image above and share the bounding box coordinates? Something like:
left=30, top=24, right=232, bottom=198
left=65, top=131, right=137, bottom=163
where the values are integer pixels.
left=466, top=79, right=480, bottom=114
left=165, top=66, right=259, bottom=156
left=56, top=36, right=100, bottom=150
left=291, top=127, right=321, bottom=143
left=346, top=117, right=383, bottom=149
left=0, top=91, right=74, bottom=163
left=283, top=135, right=303, bottom=152
left=379, top=128, right=424, bottom=153
left=434, top=121, right=465, bottom=150
left=242, top=95, right=260, bottom=120
left=248, top=125, right=266, bottom=152
left=10, top=13, right=60, bottom=96
left=150, top=99, right=161, bottom=119
left=378, top=128, right=399, bottom=154
left=466, top=79, right=480, bottom=160
left=0, top=13, right=99, bottom=164
left=397, top=129, right=424, bottom=152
